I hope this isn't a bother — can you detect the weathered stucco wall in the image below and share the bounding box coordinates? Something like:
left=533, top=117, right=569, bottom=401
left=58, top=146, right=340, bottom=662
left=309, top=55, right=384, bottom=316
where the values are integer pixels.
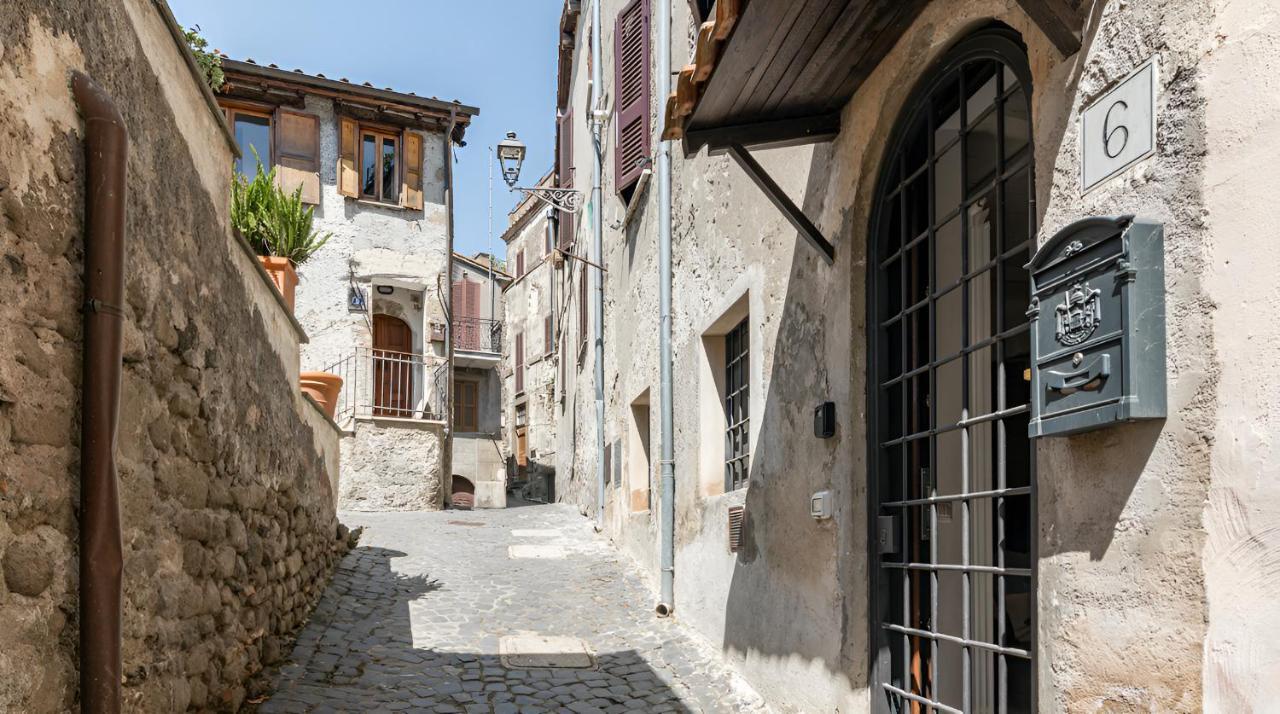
left=0, top=2, right=348, bottom=710
left=554, top=0, right=1277, bottom=711
left=1201, top=0, right=1280, bottom=709
left=339, top=421, right=444, bottom=511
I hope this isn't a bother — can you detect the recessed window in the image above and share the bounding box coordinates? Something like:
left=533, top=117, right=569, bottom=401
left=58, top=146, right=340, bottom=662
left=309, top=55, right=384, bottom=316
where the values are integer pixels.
left=454, top=379, right=478, bottom=432
left=723, top=316, right=750, bottom=491
left=361, top=130, right=400, bottom=204
left=230, top=109, right=271, bottom=176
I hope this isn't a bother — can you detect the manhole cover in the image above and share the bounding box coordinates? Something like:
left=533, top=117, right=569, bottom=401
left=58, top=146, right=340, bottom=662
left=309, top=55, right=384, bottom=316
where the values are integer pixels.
left=508, top=545, right=568, bottom=559
left=499, top=635, right=596, bottom=669
left=448, top=520, right=485, bottom=527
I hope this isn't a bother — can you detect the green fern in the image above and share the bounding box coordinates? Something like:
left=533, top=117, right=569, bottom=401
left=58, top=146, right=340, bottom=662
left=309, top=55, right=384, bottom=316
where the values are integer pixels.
left=231, top=155, right=331, bottom=266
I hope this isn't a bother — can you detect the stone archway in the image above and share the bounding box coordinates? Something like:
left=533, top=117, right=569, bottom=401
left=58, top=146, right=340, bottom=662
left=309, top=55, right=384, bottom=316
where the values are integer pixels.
left=449, top=475, right=476, bottom=510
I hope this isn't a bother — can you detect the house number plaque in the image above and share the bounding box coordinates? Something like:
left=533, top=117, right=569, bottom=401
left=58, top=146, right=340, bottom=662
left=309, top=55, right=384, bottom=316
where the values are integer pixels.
left=1080, top=59, right=1157, bottom=192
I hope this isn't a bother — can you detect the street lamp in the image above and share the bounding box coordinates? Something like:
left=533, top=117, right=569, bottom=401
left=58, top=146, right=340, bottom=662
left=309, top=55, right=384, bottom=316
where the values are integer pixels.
left=496, top=131, right=584, bottom=214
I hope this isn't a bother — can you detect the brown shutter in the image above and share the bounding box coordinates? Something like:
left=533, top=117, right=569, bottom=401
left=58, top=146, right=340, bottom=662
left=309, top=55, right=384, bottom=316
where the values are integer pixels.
left=467, top=279, right=481, bottom=320
left=544, top=315, right=553, bottom=356
left=614, top=0, right=651, bottom=193
left=274, top=109, right=321, bottom=204
left=402, top=130, right=424, bottom=210
left=578, top=271, right=588, bottom=352
left=515, top=333, right=525, bottom=393
left=516, top=248, right=525, bottom=278
left=557, top=108, right=574, bottom=249
left=338, top=116, right=359, bottom=197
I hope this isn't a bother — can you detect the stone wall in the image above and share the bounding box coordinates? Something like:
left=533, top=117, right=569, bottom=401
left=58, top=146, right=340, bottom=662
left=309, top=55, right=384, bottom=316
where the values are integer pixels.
left=340, top=421, right=444, bottom=511
left=0, top=1, right=348, bottom=710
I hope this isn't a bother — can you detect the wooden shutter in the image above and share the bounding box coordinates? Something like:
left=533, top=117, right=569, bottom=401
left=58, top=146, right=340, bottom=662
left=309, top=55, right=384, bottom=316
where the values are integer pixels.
left=544, top=315, right=553, bottom=356
left=578, top=271, right=588, bottom=352
left=274, top=109, right=321, bottom=204
left=614, top=0, right=652, bottom=193
left=338, top=116, right=359, bottom=197
left=515, top=333, right=525, bottom=393
left=402, top=130, right=424, bottom=210
left=516, top=248, right=525, bottom=278
left=467, top=280, right=481, bottom=319
left=557, top=109, right=574, bottom=249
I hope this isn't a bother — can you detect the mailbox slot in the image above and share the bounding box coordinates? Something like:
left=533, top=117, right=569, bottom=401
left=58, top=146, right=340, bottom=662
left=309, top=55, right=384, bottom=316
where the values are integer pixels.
left=1027, top=216, right=1165, bottom=437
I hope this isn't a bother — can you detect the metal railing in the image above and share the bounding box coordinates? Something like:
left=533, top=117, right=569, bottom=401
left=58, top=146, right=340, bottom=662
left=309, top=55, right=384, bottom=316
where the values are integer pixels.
left=326, top=347, right=448, bottom=422
left=453, top=317, right=502, bottom=353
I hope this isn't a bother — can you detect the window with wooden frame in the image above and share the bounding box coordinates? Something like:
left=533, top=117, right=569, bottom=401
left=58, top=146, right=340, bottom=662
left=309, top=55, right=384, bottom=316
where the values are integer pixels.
left=544, top=314, right=554, bottom=357
left=227, top=106, right=273, bottom=177
left=337, top=117, right=424, bottom=210
left=557, top=108, right=575, bottom=249
left=454, top=379, right=479, bottom=432
left=516, top=248, right=526, bottom=279
left=578, top=269, right=589, bottom=364
left=515, top=332, right=525, bottom=394
left=614, top=0, right=652, bottom=200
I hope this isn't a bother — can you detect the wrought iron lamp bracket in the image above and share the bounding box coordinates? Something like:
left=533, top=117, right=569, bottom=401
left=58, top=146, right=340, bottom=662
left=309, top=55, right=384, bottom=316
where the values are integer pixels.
left=513, top=186, right=585, bottom=214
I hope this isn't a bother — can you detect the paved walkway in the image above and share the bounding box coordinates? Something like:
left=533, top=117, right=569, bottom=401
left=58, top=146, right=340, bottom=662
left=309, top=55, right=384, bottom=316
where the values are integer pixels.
left=259, top=503, right=768, bottom=713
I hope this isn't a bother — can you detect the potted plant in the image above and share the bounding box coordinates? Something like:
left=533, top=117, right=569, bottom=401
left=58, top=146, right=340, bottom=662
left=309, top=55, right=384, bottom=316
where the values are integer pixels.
left=299, top=371, right=343, bottom=419
left=230, top=159, right=331, bottom=311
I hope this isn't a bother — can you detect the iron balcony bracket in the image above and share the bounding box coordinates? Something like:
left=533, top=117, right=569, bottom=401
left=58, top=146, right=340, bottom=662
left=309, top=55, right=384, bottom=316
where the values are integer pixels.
left=512, top=186, right=586, bottom=214
left=727, top=143, right=835, bottom=264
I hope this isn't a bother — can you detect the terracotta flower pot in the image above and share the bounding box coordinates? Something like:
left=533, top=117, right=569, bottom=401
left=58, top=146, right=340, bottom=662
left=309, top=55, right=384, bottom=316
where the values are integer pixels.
left=300, top=371, right=343, bottom=419
left=258, top=255, right=298, bottom=313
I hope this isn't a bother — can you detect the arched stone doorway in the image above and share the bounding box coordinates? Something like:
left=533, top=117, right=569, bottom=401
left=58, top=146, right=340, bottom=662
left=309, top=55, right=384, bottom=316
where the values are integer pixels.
left=449, top=475, right=476, bottom=510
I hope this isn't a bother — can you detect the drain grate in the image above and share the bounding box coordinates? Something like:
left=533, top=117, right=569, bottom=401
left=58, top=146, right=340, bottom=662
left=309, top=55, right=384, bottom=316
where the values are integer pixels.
left=499, top=635, right=597, bottom=669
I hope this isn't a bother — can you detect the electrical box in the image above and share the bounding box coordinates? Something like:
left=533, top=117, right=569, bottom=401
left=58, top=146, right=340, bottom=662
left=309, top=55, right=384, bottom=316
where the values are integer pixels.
left=1027, top=216, right=1166, bottom=438
left=813, top=401, right=836, bottom=438
left=809, top=490, right=832, bottom=520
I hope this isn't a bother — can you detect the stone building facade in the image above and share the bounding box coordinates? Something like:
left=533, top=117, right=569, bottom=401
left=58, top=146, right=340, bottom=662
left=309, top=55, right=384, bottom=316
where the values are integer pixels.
left=548, top=0, right=1280, bottom=711
left=450, top=252, right=510, bottom=508
left=0, top=1, right=350, bottom=710
left=500, top=172, right=561, bottom=503
left=215, top=60, right=479, bottom=512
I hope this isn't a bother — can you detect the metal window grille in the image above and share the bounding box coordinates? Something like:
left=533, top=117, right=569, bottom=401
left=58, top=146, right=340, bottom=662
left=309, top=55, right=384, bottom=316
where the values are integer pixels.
left=724, top=316, right=750, bottom=491
left=869, top=30, right=1036, bottom=714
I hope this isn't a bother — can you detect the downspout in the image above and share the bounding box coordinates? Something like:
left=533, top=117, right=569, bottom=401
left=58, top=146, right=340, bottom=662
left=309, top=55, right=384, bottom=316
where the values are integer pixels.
left=444, top=108, right=458, bottom=508
left=72, top=71, right=126, bottom=713
left=655, top=0, right=675, bottom=616
left=591, top=0, right=607, bottom=531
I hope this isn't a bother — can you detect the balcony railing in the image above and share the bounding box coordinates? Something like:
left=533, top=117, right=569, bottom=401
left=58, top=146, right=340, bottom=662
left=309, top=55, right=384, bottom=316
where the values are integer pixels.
left=453, top=317, right=502, bottom=354
left=326, top=347, right=448, bottom=422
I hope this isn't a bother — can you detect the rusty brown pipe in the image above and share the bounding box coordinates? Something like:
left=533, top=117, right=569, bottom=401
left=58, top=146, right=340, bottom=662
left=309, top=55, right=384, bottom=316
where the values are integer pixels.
left=72, top=70, right=126, bottom=714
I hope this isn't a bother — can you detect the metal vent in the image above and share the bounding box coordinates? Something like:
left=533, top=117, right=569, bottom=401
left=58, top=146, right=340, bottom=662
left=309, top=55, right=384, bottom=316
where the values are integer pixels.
left=727, top=506, right=745, bottom=553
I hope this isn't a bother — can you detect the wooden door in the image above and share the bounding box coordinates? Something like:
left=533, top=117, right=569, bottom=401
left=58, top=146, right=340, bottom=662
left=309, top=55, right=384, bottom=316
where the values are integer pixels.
left=515, top=425, right=528, bottom=479
left=373, top=314, right=413, bottom=416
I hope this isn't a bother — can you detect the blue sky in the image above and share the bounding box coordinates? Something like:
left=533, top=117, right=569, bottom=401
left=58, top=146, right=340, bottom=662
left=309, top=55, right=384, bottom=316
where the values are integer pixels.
left=169, top=0, right=562, bottom=260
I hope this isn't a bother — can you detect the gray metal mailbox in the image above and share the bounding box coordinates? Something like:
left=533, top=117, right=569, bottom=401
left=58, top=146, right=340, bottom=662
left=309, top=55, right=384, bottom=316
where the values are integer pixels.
left=1027, top=216, right=1165, bottom=437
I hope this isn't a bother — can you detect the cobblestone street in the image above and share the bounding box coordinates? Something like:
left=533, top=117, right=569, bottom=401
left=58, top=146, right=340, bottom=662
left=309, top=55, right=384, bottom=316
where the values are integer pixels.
left=258, top=504, right=768, bottom=713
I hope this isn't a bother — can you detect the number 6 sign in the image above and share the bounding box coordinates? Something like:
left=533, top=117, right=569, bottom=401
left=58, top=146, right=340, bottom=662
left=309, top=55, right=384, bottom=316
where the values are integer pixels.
left=1081, top=59, right=1157, bottom=193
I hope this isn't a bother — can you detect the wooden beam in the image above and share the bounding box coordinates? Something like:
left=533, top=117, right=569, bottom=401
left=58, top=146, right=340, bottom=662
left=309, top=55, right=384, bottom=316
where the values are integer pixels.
left=684, top=111, right=841, bottom=155
left=1013, top=0, right=1083, bottom=57
left=727, top=143, right=834, bottom=264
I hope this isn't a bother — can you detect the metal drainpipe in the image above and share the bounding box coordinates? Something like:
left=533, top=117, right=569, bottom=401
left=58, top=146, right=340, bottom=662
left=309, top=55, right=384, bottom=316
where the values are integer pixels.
left=444, top=108, right=458, bottom=507
left=655, top=0, right=676, bottom=617
left=71, top=71, right=126, bottom=714
left=591, top=0, right=607, bottom=531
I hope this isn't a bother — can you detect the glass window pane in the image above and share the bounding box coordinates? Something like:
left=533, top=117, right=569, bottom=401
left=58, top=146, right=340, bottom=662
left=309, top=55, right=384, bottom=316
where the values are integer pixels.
left=937, top=216, right=963, bottom=290
left=966, top=110, right=999, bottom=193
left=937, top=286, right=963, bottom=359
left=1004, top=87, right=1030, bottom=160
left=935, top=143, right=962, bottom=220
left=965, top=61, right=1000, bottom=124
left=933, top=71, right=962, bottom=149
left=362, top=134, right=377, bottom=196
left=1002, top=168, right=1032, bottom=254
left=968, top=191, right=997, bottom=268
left=382, top=137, right=399, bottom=203
left=234, top=114, right=271, bottom=176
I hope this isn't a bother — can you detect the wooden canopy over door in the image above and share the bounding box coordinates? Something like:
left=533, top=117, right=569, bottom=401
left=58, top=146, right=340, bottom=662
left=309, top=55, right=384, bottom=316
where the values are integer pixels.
left=373, top=314, right=413, bottom=417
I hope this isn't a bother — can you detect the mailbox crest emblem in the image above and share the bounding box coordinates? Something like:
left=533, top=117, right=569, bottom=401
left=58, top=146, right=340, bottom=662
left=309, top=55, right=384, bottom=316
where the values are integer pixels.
left=1054, top=281, right=1102, bottom=346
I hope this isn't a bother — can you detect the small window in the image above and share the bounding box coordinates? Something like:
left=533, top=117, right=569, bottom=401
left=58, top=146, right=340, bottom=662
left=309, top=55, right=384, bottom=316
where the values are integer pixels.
left=515, top=332, right=525, bottom=394
left=360, top=129, right=400, bottom=204
left=229, top=109, right=272, bottom=176
left=454, top=379, right=478, bottom=432
left=516, top=248, right=526, bottom=279
left=724, top=316, right=749, bottom=491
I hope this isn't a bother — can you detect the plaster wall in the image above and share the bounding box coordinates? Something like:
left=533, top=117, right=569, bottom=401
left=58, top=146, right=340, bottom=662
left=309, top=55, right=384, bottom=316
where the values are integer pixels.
left=339, top=420, right=444, bottom=511
left=0, top=2, right=348, bottom=710
left=501, top=205, right=560, bottom=499
left=552, top=0, right=1276, bottom=711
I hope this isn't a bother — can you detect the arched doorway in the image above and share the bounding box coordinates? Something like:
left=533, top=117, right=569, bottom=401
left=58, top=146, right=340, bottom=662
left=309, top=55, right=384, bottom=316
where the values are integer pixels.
left=450, top=475, right=475, bottom=510
left=868, top=28, right=1035, bottom=713
left=372, top=313, right=413, bottom=417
